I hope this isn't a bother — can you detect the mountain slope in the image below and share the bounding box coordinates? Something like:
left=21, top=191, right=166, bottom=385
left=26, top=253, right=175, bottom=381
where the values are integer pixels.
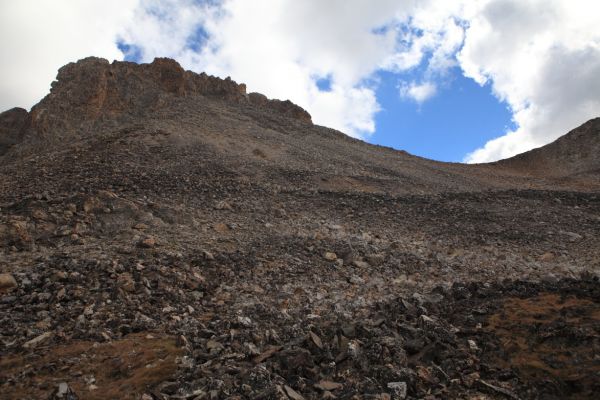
left=0, top=58, right=599, bottom=400
left=2, top=57, right=599, bottom=199
left=496, top=117, right=600, bottom=178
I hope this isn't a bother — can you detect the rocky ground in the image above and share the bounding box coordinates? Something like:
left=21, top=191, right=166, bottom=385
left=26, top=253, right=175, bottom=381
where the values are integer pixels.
left=1, top=57, right=599, bottom=399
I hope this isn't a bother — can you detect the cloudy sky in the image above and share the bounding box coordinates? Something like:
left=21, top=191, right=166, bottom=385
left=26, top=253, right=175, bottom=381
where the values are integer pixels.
left=1, top=0, right=599, bottom=162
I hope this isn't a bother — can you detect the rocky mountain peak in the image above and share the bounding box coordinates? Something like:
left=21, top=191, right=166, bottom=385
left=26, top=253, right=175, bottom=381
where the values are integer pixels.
left=0, top=57, right=311, bottom=151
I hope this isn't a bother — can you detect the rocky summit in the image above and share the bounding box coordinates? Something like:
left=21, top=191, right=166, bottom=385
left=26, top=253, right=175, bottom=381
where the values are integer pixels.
left=0, top=57, right=599, bottom=400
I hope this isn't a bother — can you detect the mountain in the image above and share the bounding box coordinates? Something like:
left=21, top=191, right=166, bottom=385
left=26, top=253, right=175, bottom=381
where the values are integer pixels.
left=496, top=117, right=600, bottom=178
left=0, top=58, right=599, bottom=400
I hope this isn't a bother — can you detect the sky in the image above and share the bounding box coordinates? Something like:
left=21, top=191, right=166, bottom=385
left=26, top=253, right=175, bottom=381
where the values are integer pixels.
left=1, top=1, right=599, bottom=163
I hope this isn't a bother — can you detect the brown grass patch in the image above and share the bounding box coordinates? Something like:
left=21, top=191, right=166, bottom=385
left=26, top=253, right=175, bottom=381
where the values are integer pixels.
left=486, top=293, right=600, bottom=398
left=0, top=332, right=183, bottom=399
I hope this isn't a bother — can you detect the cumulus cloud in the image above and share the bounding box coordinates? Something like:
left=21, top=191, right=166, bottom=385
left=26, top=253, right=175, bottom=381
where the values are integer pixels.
left=399, top=81, right=437, bottom=104
left=2, top=0, right=600, bottom=161
left=461, top=0, right=600, bottom=162
left=0, top=0, right=139, bottom=111
left=119, top=0, right=410, bottom=137
left=115, top=0, right=471, bottom=137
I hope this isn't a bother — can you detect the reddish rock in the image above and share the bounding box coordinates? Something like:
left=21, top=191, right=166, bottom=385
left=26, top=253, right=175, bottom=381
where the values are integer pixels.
left=139, top=237, right=156, bottom=248
left=14, top=56, right=312, bottom=149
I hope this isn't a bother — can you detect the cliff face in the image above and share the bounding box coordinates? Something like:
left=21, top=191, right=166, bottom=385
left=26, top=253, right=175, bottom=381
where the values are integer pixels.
left=1, top=57, right=311, bottom=148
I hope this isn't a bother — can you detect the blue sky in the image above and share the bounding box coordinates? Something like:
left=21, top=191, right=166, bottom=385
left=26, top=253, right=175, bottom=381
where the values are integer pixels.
left=371, top=69, right=515, bottom=162
left=2, top=1, right=600, bottom=163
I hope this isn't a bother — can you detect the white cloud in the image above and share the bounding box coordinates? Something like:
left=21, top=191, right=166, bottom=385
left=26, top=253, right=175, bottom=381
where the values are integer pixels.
left=116, top=0, right=469, bottom=137
left=460, top=0, right=600, bottom=162
left=2, top=0, right=600, bottom=162
left=0, top=0, right=139, bottom=111
left=399, top=81, right=437, bottom=104
left=119, top=0, right=412, bottom=137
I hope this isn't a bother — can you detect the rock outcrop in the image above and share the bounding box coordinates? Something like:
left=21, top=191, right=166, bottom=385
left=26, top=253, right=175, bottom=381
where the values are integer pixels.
left=0, top=107, right=29, bottom=155
left=0, top=57, right=311, bottom=150
left=248, top=92, right=312, bottom=123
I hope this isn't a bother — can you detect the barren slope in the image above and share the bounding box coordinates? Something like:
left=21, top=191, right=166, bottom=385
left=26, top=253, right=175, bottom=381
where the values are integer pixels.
left=496, top=117, right=600, bottom=178
left=0, top=58, right=599, bottom=400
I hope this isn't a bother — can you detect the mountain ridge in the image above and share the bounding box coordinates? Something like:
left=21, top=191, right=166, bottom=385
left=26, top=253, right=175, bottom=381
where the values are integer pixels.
left=1, top=57, right=599, bottom=197
left=495, top=117, right=600, bottom=177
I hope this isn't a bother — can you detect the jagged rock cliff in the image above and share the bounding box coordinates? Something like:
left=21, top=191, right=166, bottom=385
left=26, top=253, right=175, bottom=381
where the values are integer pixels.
left=1, top=57, right=311, bottom=150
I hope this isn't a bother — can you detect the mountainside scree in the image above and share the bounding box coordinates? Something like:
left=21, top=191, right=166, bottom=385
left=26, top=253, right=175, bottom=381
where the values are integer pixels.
left=1, top=57, right=599, bottom=400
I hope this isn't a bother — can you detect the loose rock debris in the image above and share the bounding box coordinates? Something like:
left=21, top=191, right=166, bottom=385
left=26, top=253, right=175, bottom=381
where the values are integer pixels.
left=1, top=255, right=598, bottom=399
left=1, top=57, right=599, bottom=399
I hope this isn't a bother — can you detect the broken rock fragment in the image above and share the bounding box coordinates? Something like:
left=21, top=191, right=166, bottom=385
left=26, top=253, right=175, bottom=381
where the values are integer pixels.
left=53, top=382, right=79, bottom=399
left=314, top=381, right=343, bottom=391
left=23, top=331, right=53, bottom=349
left=0, top=273, right=17, bottom=292
left=139, top=236, right=156, bottom=248
left=387, top=382, right=407, bottom=399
